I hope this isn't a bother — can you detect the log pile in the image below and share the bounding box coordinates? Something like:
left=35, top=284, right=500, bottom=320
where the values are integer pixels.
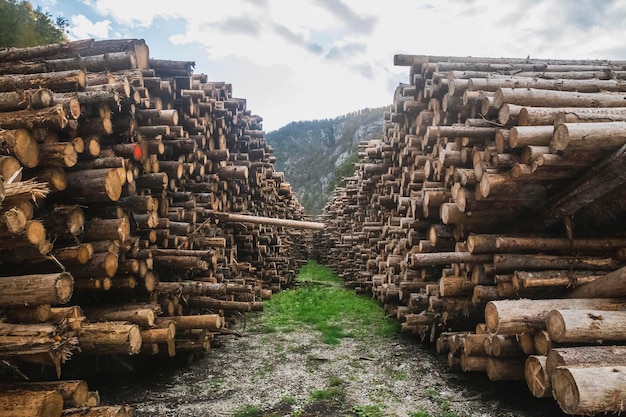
left=0, top=379, right=130, bottom=417
left=0, top=38, right=313, bottom=412
left=317, top=54, right=626, bottom=415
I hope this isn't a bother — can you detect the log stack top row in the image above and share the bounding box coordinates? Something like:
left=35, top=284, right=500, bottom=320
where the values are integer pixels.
left=317, top=54, right=626, bottom=416
left=0, top=37, right=314, bottom=416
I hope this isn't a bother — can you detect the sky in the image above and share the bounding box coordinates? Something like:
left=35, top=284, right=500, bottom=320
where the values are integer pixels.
left=31, top=0, right=626, bottom=131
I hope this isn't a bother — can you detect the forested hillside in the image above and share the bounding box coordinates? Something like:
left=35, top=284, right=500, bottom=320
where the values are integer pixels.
left=0, top=0, right=67, bottom=47
left=266, top=107, right=385, bottom=215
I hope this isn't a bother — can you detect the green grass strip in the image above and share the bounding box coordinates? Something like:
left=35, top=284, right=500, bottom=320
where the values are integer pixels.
left=260, top=261, right=399, bottom=344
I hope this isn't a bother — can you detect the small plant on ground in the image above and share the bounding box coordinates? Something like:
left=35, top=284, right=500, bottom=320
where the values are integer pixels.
left=328, top=375, right=344, bottom=387
left=281, top=395, right=296, bottom=405
left=310, top=386, right=344, bottom=401
left=233, top=404, right=262, bottom=417
left=391, top=369, right=409, bottom=381
left=353, top=404, right=385, bottom=417
left=422, top=389, right=461, bottom=417
left=408, top=408, right=433, bottom=417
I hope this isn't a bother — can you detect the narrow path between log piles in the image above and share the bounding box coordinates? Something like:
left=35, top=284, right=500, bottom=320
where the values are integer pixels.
left=95, top=263, right=564, bottom=417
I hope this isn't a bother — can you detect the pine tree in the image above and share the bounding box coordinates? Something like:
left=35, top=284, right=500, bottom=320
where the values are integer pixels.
left=0, top=0, right=68, bottom=48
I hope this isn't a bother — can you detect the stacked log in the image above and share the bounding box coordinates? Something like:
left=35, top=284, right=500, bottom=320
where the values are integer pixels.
left=317, top=54, right=626, bottom=415
left=0, top=38, right=313, bottom=412
left=0, top=378, right=130, bottom=416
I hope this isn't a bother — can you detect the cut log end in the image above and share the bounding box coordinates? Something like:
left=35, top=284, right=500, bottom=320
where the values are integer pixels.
left=55, top=271, right=74, bottom=304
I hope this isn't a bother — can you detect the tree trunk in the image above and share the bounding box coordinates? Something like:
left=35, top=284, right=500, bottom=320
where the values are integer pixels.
left=0, top=89, right=53, bottom=112
left=512, top=270, right=602, bottom=291
left=0, top=389, right=63, bottom=417
left=188, top=296, right=254, bottom=312
left=61, top=406, right=130, bottom=417
left=508, top=126, right=554, bottom=148
left=546, top=345, right=626, bottom=376
left=69, top=252, right=118, bottom=279
left=485, top=298, right=626, bottom=334
left=0, top=69, right=86, bottom=92
left=86, top=308, right=155, bottom=328
left=0, top=380, right=88, bottom=408
left=566, top=266, right=626, bottom=298
left=0, top=272, right=73, bottom=307
left=553, top=121, right=626, bottom=151
left=0, top=104, right=67, bottom=130
left=486, top=357, right=525, bottom=381
left=546, top=309, right=626, bottom=343
left=552, top=366, right=626, bottom=415
left=492, top=254, right=620, bottom=272
left=409, top=252, right=492, bottom=267
left=63, top=169, right=122, bottom=203
left=82, top=218, right=130, bottom=242
left=39, top=142, right=78, bottom=168
left=206, top=210, right=325, bottom=230
left=495, top=87, right=626, bottom=109
left=469, top=76, right=626, bottom=93
left=520, top=106, right=626, bottom=126
left=78, top=322, right=141, bottom=354
left=460, top=354, right=488, bottom=372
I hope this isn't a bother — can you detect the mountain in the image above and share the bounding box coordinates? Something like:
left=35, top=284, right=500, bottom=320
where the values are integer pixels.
left=266, top=107, right=385, bottom=216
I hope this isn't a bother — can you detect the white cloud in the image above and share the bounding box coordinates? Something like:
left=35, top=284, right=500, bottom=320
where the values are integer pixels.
left=68, top=14, right=111, bottom=40
left=63, top=0, right=626, bottom=130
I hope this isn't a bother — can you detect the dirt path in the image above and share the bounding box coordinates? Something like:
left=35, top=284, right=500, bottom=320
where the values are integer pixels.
left=95, top=313, right=566, bottom=417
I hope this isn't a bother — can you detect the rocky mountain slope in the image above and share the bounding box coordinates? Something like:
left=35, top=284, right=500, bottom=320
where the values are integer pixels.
left=266, top=107, right=385, bottom=216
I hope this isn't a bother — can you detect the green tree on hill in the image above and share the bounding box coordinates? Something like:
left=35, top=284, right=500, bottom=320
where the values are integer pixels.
left=0, top=0, right=68, bottom=48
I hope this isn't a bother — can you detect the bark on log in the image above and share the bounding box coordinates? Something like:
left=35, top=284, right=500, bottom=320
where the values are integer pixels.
left=61, top=406, right=130, bottom=417
left=78, top=322, right=141, bottom=354
left=485, top=298, right=626, bottom=334
left=64, top=169, right=122, bottom=203
left=188, top=296, right=254, bottom=312
left=0, top=272, right=73, bottom=307
left=512, top=270, right=602, bottom=291
left=546, top=345, right=626, bottom=376
left=0, top=389, right=63, bottom=417
left=493, top=236, right=626, bottom=253
left=495, top=87, right=626, bottom=109
left=0, top=104, right=67, bottom=130
left=486, top=357, right=525, bottom=381
left=0, top=51, right=137, bottom=75
left=0, top=89, right=53, bottom=111
left=552, top=366, right=626, bottom=415
left=0, top=380, right=88, bottom=408
left=492, top=254, right=620, bottom=272
left=519, top=107, right=626, bottom=126
left=508, top=126, right=554, bottom=148
left=0, top=322, right=75, bottom=361
left=546, top=309, right=626, bottom=343
left=39, top=142, right=78, bottom=168
left=553, top=121, right=626, bottom=151
left=3, top=304, right=51, bottom=323
left=156, top=314, right=223, bottom=332
left=566, top=266, right=626, bottom=298
left=0, top=69, right=86, bottom=92
left=207, top=210, right=325, bottom=230
left=83, top=218, right=130, bottom=242
left=86, top=308, right=155, bottom=328
left=409, top=252, right=493, bottom=267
